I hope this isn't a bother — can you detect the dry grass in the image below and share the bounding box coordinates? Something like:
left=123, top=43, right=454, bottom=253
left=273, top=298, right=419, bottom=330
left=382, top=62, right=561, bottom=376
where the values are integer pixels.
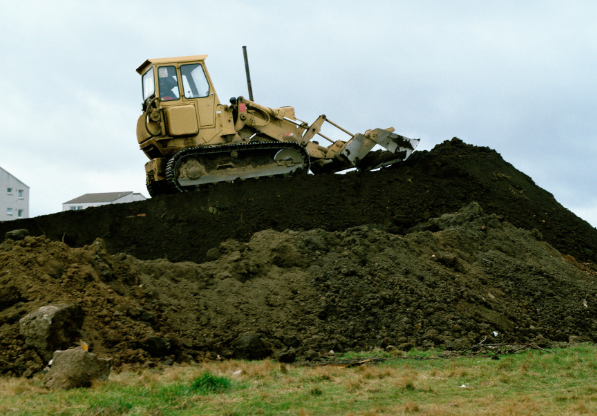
left=1, top=346, right=597, bottom=415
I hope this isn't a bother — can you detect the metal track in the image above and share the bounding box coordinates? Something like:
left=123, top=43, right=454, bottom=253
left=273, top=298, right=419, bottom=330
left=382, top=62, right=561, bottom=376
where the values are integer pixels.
left=166, top=141, right=310, bottom=193
left=146, top=179, right=175, bottom=197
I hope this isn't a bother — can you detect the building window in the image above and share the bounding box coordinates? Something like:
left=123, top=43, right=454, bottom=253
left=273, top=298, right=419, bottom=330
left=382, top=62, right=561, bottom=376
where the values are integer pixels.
left=7, top=188, right=12, bottom=194
left=18, top=210, right=23, bottom=218
left=70, top=206, right=83, bottom=211
left=18, top=190, right=23, bottom=198
left=7, top=208, right=12, bottom=215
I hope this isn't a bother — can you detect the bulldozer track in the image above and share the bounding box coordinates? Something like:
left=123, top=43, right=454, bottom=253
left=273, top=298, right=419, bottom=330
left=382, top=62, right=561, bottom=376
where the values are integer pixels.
left=166, top=141, right=311, bottom=193
left=146, top=178, right=175, bottom=197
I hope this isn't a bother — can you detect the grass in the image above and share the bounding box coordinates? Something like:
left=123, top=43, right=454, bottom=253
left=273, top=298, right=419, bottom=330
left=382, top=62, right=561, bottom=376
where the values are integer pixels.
left=1, top=345, right=597, bottom=415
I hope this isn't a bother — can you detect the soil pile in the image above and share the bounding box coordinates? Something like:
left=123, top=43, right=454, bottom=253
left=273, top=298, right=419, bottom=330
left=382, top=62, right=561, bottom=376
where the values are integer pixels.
left=2, top=203, right=597, bottom=376
left=1, top=138, right=595, bottom=265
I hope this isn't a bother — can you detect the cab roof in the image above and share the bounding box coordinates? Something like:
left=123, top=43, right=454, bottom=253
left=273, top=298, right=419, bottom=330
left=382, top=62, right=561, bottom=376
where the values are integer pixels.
left=136, top=55, right=208, bottom=74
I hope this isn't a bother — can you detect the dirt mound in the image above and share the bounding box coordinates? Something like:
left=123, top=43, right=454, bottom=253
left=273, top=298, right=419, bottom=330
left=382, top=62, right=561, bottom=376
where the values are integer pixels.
left=1, top=139, right=595, bottom=265
left=2, top=203, right=597, bottom=376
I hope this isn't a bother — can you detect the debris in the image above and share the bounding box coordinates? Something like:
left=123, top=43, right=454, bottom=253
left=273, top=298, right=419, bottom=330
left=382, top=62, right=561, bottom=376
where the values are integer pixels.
left=0, top=149, right=596, bottom=375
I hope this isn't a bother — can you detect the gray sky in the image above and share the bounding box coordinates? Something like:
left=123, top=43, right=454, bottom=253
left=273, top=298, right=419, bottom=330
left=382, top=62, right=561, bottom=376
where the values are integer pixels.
left=1, top=0, right=596, bottom=227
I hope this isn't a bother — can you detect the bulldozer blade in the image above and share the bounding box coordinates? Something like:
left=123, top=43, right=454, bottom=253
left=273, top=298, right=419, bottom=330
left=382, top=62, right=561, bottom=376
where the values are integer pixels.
left=356, top=149, right=414, bottom=171
left=341, top=128, right=420, bottom=168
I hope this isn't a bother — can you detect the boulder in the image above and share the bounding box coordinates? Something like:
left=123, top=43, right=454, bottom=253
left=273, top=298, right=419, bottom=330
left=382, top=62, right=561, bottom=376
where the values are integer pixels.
left=19, top=304, right=84, bottom=362
left=43, top=348, right=111, bottom=389
left=5, top=229, right=29, bottom=241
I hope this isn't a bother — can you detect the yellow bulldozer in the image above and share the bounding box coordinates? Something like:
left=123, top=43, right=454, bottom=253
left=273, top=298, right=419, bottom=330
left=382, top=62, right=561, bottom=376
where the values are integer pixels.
left=136, top=48, right=420, bottom=196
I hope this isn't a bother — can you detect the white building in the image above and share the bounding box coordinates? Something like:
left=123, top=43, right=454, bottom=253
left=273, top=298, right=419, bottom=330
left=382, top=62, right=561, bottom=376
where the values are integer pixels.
left=62, top=192, right=146, bottom=211
left=0, top=166, right=30, bottom=221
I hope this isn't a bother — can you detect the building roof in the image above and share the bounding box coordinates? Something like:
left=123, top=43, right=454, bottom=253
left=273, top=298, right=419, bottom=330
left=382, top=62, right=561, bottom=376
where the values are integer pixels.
left=63, top=192, right=134, bottom=205
left=0, top=166, right=30, bottom=188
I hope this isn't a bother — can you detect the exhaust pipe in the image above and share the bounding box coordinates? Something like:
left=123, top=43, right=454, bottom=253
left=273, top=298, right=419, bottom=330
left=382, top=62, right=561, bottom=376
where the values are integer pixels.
left=242, top=46, right=254, bottom=101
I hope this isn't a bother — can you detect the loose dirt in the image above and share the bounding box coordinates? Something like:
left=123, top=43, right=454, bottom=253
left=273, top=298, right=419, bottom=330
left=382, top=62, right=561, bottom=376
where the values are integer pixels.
left=2, top=138, right=596, bottom=265
left=2, top=202, right=597, bottom=376
left=1, top=138, right=597, bottom=377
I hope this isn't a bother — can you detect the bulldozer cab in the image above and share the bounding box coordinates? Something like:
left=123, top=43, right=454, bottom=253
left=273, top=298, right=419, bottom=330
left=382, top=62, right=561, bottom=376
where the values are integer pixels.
left=137, top=55, right=219, bottom=135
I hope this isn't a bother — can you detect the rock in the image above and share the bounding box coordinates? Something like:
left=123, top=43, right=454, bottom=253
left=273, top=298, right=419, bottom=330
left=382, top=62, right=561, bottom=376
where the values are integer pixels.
left=206, top=248, right=221, bottom=261
left=43, top=348, right=111, bottom=390
left=232, top=333, right=271, bottom=360
left=5, top=229, right=29, bottom=241
left=19, top=304, right=84, bottom=362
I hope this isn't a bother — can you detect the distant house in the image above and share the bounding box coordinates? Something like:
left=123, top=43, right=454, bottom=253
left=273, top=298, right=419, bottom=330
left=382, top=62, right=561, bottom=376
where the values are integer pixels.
left=62, top=192, right=146, bottom=211
left=0, top=166, right=30, bottom=221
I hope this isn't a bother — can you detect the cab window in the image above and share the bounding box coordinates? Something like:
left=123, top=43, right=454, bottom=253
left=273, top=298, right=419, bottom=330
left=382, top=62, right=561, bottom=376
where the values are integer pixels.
left=181, top=64, right=210, bottom=98
left=158, top=66, right=180, bottom=101
left=142, top=67, right=155, bottom=101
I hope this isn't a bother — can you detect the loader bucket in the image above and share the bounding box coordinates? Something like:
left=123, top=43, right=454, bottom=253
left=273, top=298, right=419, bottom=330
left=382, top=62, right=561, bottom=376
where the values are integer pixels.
left=341, top=128, right=420, bottom=170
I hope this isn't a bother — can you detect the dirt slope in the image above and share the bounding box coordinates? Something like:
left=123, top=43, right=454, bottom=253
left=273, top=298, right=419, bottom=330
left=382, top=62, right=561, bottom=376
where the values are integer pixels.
left=1, top=139, right=597, bottom=265
left=2, top=203, right=597, bottom=376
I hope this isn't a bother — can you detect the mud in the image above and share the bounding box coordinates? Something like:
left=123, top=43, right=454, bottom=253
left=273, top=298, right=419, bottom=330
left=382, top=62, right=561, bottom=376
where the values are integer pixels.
left=2, top=202, right=597, bottom=376
left=2, top=138, right=596, bottom=265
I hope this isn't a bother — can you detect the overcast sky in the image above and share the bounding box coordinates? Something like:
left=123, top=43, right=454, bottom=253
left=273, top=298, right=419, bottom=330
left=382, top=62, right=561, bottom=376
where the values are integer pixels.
left=1, top=0, right=596, bottom=227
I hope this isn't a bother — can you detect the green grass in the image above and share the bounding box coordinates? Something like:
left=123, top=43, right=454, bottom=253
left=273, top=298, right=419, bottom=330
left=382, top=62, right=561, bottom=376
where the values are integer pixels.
left=1, top=345, right=597, bottom=415
left=190, top=372, right=232, bottom=394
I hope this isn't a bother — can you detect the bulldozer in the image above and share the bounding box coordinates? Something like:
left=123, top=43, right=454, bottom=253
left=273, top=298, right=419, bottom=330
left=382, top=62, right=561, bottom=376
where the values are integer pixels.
left=136, top=49, right=420, bottom=196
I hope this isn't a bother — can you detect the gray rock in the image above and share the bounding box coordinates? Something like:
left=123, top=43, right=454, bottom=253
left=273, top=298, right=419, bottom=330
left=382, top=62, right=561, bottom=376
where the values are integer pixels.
left=19, top=304, right=84, bottom=362
left=44, top=348, right=111, bottom=390
left=5, top=229, right=29, bottom=241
